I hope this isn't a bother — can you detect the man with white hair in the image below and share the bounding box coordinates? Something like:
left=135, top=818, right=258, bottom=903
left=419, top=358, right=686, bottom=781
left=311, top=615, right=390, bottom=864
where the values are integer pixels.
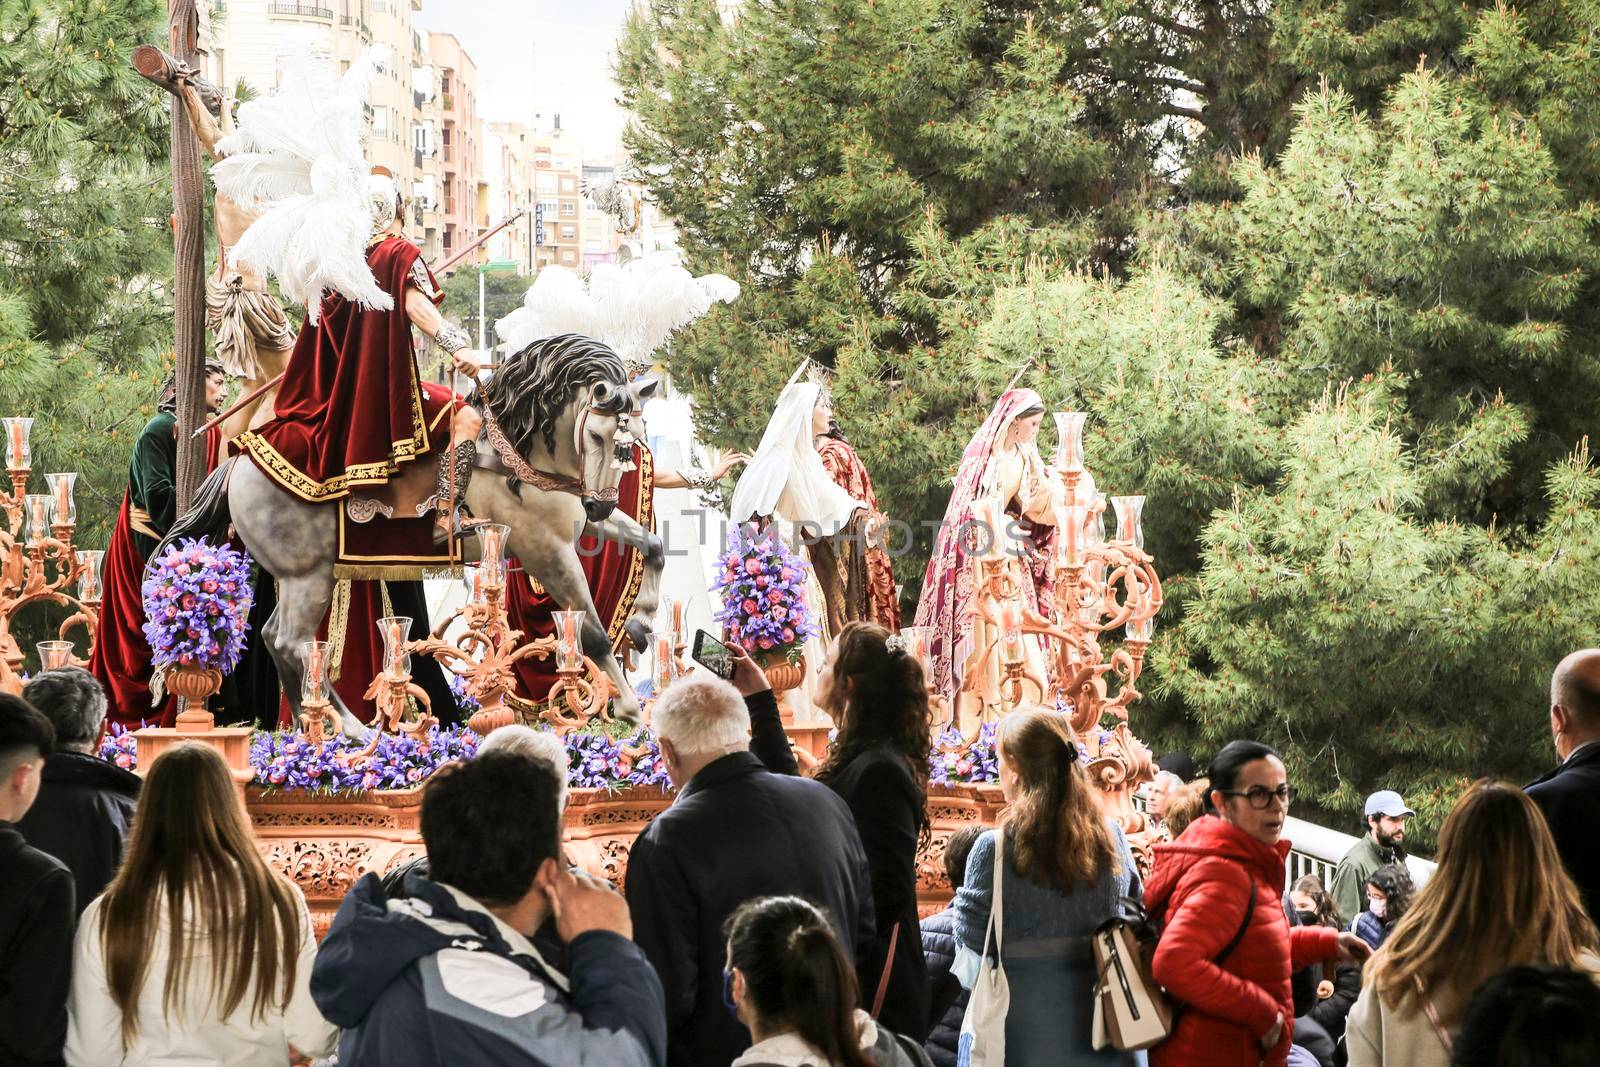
left=1146, top=770, right=1184, bottom=833
left=624, top=669, right=874, bottom=1067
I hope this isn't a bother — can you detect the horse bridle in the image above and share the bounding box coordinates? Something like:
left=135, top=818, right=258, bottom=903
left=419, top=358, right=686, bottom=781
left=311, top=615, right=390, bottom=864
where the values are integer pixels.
left=478, top=390, right=639, bottom=502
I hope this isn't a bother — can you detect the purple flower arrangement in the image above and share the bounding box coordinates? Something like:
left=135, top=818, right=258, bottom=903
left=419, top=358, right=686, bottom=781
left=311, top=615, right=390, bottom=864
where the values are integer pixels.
left=242, top=722, right=671, bottom=795
left=448, top=672, right=480, bottom=714
left=249, top=724, right=480, bottom=794
left=564, top=728, right=670, bottom=793
left=712, top=524, right=818, bottom=661
left=929, top=723, right=1001, bottom=784
left=98, top=723, right=142, bottom=771
left=141, top=537, right=254, bottom=673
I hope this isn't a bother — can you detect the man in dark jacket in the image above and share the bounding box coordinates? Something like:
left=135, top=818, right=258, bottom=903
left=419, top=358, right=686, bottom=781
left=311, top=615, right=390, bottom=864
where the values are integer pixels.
left=1528, top=648, right=1600, bottom=921
left=920, top=825, right=983, bottom=1067
left=0, top=694, right=74, bottom=1067
left=17, top=669, right=139, bottom=915
left=626, top=668, right=875, bottom=1067
left=311, top=751, right=666, bottom=1067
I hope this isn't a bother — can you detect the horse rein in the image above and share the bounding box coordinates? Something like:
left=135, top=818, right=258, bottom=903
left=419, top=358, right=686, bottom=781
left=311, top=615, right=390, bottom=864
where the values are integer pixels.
left=475, top=391, right=637, bottom=502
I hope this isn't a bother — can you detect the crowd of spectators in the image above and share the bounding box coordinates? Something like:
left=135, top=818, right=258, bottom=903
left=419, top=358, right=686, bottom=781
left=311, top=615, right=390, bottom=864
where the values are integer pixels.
left=0, top=637, right=1598, bottom=1067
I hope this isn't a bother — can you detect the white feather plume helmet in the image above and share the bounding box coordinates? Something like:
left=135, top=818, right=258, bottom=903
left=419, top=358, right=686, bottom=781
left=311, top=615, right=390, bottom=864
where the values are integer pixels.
left=495, top=254, right=740, bottom=371
left=212, top=32, right=392, bottom=323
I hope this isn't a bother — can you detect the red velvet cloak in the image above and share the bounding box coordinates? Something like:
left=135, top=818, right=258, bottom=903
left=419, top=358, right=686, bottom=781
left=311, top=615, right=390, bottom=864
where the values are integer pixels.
left=504, top=448, right=655, bottom=705
left=235, top=235, right=455, bottom=501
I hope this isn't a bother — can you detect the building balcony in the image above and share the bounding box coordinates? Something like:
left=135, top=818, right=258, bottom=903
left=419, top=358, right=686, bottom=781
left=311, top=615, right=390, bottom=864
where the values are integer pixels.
left=442, top=145, right=454, bottom=163
left=442, top=93, right=455, bottom=112
left=267, top=2, right=334, bottom=21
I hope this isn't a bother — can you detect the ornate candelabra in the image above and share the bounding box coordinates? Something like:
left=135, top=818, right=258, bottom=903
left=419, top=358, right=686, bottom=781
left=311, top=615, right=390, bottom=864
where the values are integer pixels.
left=0, top=417, right=98, bottom=693
left=407, top=524, right=613, bottom=735
left=951, top=411, right=1166, bottom=865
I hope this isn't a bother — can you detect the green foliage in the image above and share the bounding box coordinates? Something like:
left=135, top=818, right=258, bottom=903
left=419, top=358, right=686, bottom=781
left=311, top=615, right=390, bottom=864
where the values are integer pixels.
left=0, top=1, right=177, bottom=656
left=440, top=267, right=530, bottom=358
left=617, top=0, right=1600, bottom=843
left=1152, top=382, right=1591, bottom=838
left=0, top=0, right=172, bottom=348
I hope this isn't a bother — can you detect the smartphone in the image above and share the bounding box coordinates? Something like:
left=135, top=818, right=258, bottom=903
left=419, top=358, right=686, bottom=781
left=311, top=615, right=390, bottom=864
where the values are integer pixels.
left=692, top=629, right=737, bottom=681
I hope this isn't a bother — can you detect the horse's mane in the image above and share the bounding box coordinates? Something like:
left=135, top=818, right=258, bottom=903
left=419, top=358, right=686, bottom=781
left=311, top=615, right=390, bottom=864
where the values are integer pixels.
left=482, top=333, right=629, bottom=457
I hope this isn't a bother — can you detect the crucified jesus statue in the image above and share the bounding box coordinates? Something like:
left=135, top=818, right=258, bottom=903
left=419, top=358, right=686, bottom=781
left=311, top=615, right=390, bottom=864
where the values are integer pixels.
left=175, top=73, right=297, bottom=442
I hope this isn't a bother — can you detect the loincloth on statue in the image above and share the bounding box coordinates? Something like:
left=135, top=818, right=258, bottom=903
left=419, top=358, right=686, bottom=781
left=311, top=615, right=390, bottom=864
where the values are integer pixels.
left=205, top=271, right=297, bottom=379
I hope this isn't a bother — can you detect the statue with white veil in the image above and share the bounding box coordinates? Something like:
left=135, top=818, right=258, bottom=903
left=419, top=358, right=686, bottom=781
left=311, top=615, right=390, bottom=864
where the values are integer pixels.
left=728, top=382, right=867, bottom=722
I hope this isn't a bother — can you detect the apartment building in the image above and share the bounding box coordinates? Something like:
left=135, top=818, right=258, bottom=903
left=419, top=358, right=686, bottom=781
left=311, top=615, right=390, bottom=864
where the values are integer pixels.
left=530, top=121, right=584, bottom=271
left=201, top=2, right=478, bottom=266
left=427, top=32, right=488, bottom=267
left=484, top=122, right=538, bottom=272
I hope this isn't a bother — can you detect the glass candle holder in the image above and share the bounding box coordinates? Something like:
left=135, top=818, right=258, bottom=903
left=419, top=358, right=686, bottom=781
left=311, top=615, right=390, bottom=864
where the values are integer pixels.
left=653, top=632, right=676, bottom=691
left=670, top=598, right=686, bottom=649
left=45, top=472, right=76, bottom=526
left=476, top=523, right=511, bottom=594
left=302, top=640, right=331, bottom=704
left=76, top=550, right=103, bottom=602
left=25, top=494, right=50, bottom=543
left=1085, top=495, right=1107, bottom=548
left=1126, top=613, right=1155, bottom=642
left=1054, top=504, right=1087, bottom=568
left=971, top=496, right=1007, bottom=558
left=3, top=417, right=32, bottom=470
left=998, top=599, right=1024, bottom=662
left=1111, top=495, right=1146, bottom=550
left=553, top=609, right=584, bottom=672
left=37, top=641, right=73, bottom=671
left=1053, top=411, right=1088, bottom=472
left=1079, top=560, right=1107, bottom=625
left=377, top=616, right=412, bottom=676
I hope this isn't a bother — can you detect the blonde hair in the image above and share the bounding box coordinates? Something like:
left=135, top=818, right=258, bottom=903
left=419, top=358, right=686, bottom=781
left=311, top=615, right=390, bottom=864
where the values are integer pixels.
left=97, top=743, right=303, bottom=1047
left=997, top=707, right=1119, bottom=889
left=1163, top=777, right=1210, bottom=838
left=1367, top=780, right=1598, bottom=1013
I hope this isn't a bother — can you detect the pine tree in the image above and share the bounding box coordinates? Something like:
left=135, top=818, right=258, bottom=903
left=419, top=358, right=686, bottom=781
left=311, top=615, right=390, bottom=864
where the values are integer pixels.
left=1, top=0, right=179, bottom=653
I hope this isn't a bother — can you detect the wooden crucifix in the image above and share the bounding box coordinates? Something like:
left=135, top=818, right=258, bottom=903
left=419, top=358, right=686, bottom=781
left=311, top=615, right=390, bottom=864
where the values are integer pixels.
left=130, top=1, right=212, bottom=516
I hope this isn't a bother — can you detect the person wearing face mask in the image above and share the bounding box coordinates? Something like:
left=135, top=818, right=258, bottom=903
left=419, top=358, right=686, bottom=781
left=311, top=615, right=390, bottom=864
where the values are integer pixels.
left=725, top=896, right=932, bottom=1067
left=1289, top=877, right=1360, bottom=1047
left=1352, top=865, right=1413, bottom=952
left=1527, top=648, right=1600, bottom=922
left=1145, top=741, right=1372, bottom=1067
left=1330, top=791, right=1413, bottom=925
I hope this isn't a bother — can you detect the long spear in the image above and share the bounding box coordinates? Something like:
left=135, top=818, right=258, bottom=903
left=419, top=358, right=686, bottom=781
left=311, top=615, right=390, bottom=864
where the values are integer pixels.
left=194, top=209, right=528, bottom=438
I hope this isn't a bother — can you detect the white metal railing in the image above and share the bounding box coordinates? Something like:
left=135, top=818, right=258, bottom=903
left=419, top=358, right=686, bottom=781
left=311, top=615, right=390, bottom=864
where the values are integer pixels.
left=1133, top=795, right=1436, bottom=891
left=1283, top=815, right=1435, bottom=890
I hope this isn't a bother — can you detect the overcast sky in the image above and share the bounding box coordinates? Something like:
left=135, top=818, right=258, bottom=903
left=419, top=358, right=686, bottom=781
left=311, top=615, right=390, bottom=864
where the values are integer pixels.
left=415, top=0, right=634, bottom=159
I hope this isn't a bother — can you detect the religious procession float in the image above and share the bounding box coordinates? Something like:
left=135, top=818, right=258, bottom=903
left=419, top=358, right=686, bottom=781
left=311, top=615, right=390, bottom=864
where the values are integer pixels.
left=0, top=35, right=1162, bottom=935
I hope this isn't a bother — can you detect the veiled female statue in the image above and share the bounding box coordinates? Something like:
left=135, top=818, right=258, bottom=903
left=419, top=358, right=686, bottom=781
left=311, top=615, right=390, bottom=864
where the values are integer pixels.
left=913, top=388, right=1062, bottom=723
left=729, top=382, right=867, bottom=722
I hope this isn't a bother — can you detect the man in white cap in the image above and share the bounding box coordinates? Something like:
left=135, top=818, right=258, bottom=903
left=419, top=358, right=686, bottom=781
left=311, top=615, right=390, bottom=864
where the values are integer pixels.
left=1331, top=789, right=1414, bottom=922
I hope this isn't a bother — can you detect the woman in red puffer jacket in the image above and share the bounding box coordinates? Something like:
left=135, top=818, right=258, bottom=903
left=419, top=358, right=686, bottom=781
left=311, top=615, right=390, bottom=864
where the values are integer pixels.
left=1145, top=741, right=1372, bottom=1067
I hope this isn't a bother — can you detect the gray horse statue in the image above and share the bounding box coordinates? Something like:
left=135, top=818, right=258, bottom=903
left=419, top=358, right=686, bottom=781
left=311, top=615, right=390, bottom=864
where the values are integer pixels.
left=157, top=333, right=664, bottom=732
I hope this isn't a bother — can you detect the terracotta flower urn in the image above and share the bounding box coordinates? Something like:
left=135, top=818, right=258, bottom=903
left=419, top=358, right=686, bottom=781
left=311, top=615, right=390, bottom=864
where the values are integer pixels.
left=761, top=652, right=806, bottom=724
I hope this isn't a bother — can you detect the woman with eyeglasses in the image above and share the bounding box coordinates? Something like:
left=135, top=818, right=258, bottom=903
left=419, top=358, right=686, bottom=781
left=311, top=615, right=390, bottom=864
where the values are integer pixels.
left=1145, top=741, right=1372, bottom=1067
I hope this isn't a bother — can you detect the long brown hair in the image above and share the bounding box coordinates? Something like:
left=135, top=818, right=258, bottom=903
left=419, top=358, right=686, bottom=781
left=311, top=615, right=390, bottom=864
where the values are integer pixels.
left=97, top=742, right=303, bottom=1046
left=998, top=707, right=1119, bottom=890
left=814, top=621, right=932, bottom=843
left=1367, top=780, right=1598, bottom=1013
